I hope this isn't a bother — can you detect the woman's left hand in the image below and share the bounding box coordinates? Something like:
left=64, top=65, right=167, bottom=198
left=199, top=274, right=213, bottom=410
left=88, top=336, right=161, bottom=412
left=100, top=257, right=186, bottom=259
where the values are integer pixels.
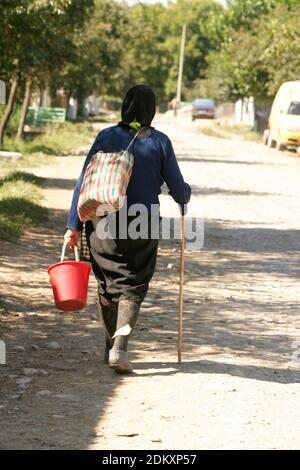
left=64, top=229, right=80, bottom=248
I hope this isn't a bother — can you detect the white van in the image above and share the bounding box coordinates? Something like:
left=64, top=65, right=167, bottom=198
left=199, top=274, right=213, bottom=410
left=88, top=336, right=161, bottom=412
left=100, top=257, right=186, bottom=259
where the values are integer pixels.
left=263, top=80, right=300, bottom=151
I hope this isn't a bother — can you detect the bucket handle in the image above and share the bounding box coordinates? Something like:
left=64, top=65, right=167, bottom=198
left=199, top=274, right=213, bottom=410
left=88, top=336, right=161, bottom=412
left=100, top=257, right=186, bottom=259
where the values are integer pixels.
left=61, top=241, right=79, bottom=263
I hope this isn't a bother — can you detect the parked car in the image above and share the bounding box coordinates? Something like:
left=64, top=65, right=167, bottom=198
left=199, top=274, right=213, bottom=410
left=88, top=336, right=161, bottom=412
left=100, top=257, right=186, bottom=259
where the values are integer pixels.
left=192, top=98, right=215, bottom=121
left=263, top=80, right=300, bottom=151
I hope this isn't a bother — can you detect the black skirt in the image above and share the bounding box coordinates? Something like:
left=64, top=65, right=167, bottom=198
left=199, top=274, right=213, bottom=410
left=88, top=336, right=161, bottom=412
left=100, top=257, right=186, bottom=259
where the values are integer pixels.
left=85, top=215, right=159, bottom=303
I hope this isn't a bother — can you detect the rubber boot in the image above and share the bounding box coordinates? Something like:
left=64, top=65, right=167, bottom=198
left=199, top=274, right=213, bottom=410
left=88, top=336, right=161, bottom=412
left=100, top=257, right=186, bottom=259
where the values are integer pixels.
left=109, top=299, right=140, bottom=374
left=97, top=294, right=118, bottom=364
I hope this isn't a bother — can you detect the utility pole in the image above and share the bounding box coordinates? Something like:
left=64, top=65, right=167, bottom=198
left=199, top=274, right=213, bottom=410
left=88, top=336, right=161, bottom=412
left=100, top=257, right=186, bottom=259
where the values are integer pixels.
left=174, top=24, right=186, bottom=116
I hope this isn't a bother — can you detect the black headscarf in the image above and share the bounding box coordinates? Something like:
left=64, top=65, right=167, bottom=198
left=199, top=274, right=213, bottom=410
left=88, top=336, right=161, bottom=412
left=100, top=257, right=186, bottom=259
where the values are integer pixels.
left=120, top=85, right=156, bottom=128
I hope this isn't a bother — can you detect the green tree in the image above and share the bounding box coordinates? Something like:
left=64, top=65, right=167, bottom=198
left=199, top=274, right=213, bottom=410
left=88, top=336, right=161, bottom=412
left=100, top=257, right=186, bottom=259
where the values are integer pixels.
left=207, top=0, right=300, bottom=102
left=0, top=0, right=93, bottom=144
left=125, top=2, right=171, bottom=103
left=59, top=0, right=131, bottom=111
left=163, top=0, right=221, bottom=100
left=205, top=0, right=276, bottom=49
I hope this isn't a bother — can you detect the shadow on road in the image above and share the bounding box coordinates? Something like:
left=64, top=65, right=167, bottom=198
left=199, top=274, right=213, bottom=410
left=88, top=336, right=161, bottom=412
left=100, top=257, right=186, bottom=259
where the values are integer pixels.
left=132, top=360, right=299, bottom=385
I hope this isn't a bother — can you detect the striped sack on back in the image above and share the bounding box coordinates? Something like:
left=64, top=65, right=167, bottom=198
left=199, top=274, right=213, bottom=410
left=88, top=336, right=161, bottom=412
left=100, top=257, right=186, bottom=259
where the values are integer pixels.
left=77, top=148, right=134, bottom=222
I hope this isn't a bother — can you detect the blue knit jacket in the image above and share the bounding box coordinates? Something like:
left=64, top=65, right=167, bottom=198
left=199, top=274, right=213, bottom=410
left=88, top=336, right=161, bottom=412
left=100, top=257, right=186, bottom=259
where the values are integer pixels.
left=67, top=124, right=191, bottom=231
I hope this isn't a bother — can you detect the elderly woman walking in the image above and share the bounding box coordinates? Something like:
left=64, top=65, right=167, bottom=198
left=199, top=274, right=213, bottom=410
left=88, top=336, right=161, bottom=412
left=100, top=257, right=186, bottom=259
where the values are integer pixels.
left=64, top=85, right=191, bottom=374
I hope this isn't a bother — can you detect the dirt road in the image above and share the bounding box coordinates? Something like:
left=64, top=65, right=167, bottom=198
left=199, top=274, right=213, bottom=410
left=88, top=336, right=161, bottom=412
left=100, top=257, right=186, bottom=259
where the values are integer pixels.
left=0, top=115, right=300, bottom=449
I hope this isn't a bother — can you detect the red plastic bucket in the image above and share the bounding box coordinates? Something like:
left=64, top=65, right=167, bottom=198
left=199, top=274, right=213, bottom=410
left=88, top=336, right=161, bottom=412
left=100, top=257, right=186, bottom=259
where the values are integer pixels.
left=48, top=243, right=91, bottom=312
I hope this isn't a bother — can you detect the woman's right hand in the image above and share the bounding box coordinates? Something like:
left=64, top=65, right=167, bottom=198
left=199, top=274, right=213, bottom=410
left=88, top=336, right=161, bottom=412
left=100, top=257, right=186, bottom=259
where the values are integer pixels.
left=64, top=229, right=80, bottom=249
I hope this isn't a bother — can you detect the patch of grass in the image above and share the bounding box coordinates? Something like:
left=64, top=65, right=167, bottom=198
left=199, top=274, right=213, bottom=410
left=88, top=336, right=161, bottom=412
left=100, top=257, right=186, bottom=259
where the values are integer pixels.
left=200, top=127, right=226, bottom=139
left=0, top=170, right=43, bottom=187
left=1, top=121, right=96, bottom=170
left=22, top=121, right=95, bottom=155
left=88, top=113, right=117, bottom=124
left=0, top=121, right=95, bottom=240
left=0, top=147, right=54, bottom=172
left=0, top=171, right=48, bottom=242
left=201, top=124, right=261, bottom=142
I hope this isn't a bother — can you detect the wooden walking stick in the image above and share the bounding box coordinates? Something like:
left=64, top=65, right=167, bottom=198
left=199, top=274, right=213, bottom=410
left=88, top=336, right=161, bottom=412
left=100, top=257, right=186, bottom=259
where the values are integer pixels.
left=178, top=212, right=185, bottom=364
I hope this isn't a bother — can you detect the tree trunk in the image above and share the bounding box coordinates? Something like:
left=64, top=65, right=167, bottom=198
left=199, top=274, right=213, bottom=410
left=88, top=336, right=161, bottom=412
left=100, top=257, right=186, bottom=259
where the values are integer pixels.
left=65, top=88, right=72, bottom=120
left=16, top=77, right=33, bottom=141
left=39, top=87, right=44, bottom=107
left=0, top=78, right=18, bottom=146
